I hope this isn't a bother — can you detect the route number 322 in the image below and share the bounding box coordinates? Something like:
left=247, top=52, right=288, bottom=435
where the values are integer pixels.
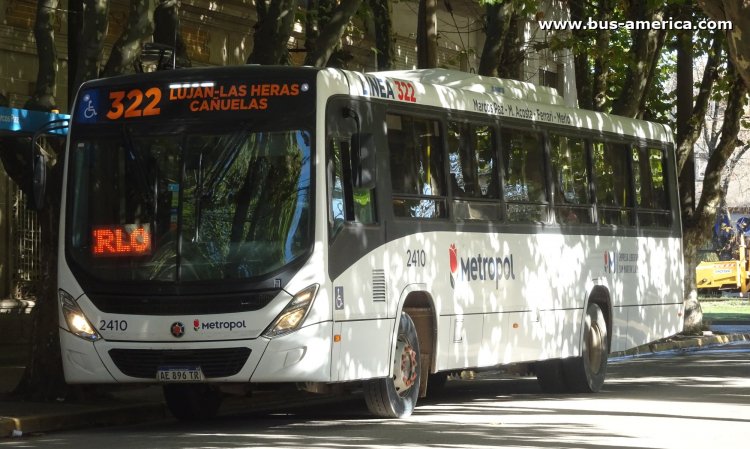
left=106, top=88, right=162, bottom=120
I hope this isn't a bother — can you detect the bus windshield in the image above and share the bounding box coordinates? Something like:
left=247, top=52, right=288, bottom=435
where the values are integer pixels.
left=67, top=122, right=313, bottom=283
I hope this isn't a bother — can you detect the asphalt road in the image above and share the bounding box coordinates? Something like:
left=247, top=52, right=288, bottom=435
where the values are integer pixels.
left=2, top=342, right=749, bottom=449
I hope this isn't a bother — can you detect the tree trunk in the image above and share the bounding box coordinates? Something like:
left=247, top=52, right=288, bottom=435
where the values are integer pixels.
left=368, top=0, right=394, bottom=70
left=477, top=1, right=512, bottom=77
left=676, top=32, right=722, bottom=247
left=698, top=0, right=750, bottom=90
left=682, top=63, right=749, bottom=330
left=247, top=0, right=296, bottom=65
left=68, top=0, right=83, bottom=111
left=497, top=13, right=523, bottom=80
left=303, top=0, right=362, bottom=68
left=72, top=0, right=110, bottom=93
left=591, top=0, right=611, bottom=111
left=416, top=0, right=437, bottom=69
left=154, top=0, right=191, bottom=68
left=611, top=1, right=665, bottom=118
left=101, top=0, right=155, bottom=77
left=25, top=0, right=59, bottom=111
left=568, top=0, right=615, bottom=112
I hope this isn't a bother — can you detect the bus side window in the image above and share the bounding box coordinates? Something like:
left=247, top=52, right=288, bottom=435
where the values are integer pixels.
left=447, top=121, right=500, bottom=221
left=549, top=134, right=592, bottom=225
left=387, top=113, right=447, bottom=219
left=500, top=128, right=547, bottom=222
left=329, top=139, right=346, bottom=237
left=328, top=138, right=376, bottom=240
left=632, top=147, right=671, bottom=227
left=593, top=141, right=632, bottom=226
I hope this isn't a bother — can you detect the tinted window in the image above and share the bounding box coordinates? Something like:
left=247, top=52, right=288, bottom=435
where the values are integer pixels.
left=388, top=114, right=447, bottom=218
left=447, top=122, right=501, bottom=220
left=549, top=134, right=592, bottom=225
left=500, top=128, right=547, bottom=222
left=593, top=141, right=632, bottom=225
left=632, top=147, right=671, bottom=227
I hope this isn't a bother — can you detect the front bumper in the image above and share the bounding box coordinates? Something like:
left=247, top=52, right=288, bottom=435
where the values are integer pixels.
left=60, top=320, right=333, bottom=384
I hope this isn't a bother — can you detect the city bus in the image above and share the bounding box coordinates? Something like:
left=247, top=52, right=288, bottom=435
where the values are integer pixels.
left=54, top=65, right=684, bottom=420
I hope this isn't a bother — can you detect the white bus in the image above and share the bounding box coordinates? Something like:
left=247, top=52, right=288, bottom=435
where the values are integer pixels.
left=56, top=66, right=684, bottom=420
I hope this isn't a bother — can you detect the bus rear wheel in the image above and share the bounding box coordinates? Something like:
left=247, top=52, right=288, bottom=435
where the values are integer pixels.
left=363, top=312, right=421, bottom=418
left=163, top=384, right=222, bottom=421
left=564, top=302, right=608, bottom=393
left=535, top=359, right=568, bottom=393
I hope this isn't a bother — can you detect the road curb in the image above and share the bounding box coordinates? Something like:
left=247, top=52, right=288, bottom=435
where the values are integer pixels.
left=0, top=402, right=166, bottom=438
left=612, top=332, right=750, bottom=358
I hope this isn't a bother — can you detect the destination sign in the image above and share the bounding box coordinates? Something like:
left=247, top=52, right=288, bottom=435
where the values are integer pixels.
left=74, top=78, right=313, bottom=124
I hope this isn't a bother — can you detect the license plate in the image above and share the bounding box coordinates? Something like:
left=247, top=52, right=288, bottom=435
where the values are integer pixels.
left=156, top=366, right=205, bottom=383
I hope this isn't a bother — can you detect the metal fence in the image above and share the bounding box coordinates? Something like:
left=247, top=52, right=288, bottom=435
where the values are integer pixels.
left=11, top=186, right=41, bottom=301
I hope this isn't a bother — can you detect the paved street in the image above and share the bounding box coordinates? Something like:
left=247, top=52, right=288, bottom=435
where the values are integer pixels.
left=2, top=342, right=748, bottom=449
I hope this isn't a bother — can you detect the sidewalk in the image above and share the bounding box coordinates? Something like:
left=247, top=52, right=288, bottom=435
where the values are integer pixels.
left=2, top=327, right=750, bottom=438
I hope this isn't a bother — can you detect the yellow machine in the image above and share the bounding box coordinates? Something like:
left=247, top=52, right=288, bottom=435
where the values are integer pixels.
left=696, top=234, right=749, bottom=296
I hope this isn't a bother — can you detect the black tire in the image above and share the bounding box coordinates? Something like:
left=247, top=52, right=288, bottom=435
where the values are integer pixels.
left=363, top=312, right=421, bottom=418
left=426, top=372, right=448, bottom=396
left=564, top=302, right=609, bottom=393
left=163, top=384, right=222, bottom=421
left=535, top=359, right=569, bottom=393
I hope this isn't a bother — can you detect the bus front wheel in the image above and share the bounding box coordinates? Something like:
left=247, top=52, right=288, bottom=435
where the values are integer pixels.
left=363, top=312, right=421, bottom=418
left=163, top=384, right=222, bottom=421
left=564, top=302, right=609, bottom=393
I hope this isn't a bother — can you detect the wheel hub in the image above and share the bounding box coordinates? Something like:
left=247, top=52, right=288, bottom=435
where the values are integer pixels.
left=588, top=322, right=603, bottom=373
left=393, top=340, right=418, bottom=394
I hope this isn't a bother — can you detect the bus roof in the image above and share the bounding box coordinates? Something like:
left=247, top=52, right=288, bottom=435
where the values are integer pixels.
left=338, top=68, right=673, bottom=145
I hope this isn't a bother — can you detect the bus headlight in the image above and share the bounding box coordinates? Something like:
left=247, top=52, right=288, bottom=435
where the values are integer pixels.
left=263, top=284, right=319, bottom=338
left=59, top=290, right=101, bottom=341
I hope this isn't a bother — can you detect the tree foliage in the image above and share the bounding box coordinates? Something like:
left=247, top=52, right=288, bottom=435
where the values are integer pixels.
left=698, top=0, right=750, bottom=90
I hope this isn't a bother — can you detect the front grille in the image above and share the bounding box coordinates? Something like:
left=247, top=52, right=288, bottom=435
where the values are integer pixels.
left=89, top=291, right=278, bottom=315
left=109, top=347, right=251, bottom=379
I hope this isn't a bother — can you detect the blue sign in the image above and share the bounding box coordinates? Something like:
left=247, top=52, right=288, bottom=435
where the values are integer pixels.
left=74, top=89, right=102, bottom=124
left=0, top=106, right=69, bottom=135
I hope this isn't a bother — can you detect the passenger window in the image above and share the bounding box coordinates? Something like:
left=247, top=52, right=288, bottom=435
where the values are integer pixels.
left=592, top=141, right=632, bottom=225
left=632, top=147, right=671, bottom=227
left=447, top=122, right=501, bottom=220
left=549, top=134, right=592, bottom=225
left=500, top=128, right=547, bottom=222
left=387, top=114, right=447, bottom=219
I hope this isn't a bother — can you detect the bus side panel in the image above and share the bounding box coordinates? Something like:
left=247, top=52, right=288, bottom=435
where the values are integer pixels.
left=623, top=303, right=684, bottom=350
left=442, top=314, right=483, bottom=369
left=332, top=318, right=395, bottom=381
left=610, top=306, right=630, bottom=353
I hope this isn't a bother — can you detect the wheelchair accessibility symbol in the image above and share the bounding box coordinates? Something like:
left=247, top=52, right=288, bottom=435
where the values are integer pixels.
left=78, top=93, right=100, bottom=122
left=334, top=286, right=344, bottom=310
left=82, top=94, right=98, bottom=118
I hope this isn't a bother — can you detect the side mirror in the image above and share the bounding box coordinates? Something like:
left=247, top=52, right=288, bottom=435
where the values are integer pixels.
left=351, top=132, right=375, bottom=190
left=31, top=145, right=47, bottom=211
